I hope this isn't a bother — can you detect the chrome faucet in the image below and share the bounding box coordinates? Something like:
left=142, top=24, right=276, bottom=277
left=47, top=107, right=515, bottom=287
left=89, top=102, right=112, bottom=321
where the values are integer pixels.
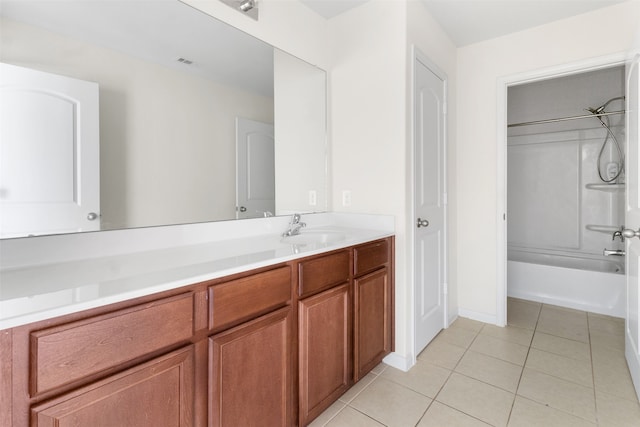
left=604, top=248, right=626, bottom=256
left=282, top=213, right=306, bottom=237
left=612, top=226, right=625, bottom=242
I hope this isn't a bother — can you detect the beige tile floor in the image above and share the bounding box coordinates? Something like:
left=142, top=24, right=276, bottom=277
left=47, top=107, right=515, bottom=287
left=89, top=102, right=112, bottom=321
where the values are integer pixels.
left=310, top=298, right=640, bottom=427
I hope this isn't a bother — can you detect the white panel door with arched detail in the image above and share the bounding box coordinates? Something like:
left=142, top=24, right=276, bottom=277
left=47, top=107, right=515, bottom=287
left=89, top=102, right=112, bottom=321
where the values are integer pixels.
left=0, top=63, right=100, bottom=238
left=236, top=117, right=275, bottom=219
left=625, top=41, right=640, bottom=399
left=414, top=50, right=447, bottom=355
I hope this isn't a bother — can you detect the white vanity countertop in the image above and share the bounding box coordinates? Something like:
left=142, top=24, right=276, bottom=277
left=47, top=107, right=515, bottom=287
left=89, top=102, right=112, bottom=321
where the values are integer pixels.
left=0, top=214, right=394, bottom=330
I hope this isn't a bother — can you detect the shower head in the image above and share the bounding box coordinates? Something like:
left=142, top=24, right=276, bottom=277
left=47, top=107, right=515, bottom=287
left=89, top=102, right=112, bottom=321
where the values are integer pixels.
left=587, top=96, right=626, bottom=116
left=587, top=105, right=606, bottom=115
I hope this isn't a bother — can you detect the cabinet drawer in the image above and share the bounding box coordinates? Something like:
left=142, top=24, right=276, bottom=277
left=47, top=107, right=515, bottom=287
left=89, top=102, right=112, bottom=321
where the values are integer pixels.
left=209, top=266, right=291, bottom=331
left=298, top=250, right=350, bottom=298
left=30, top=293, right=194, bottom=395
left=31, top=345, right=194, bottom=427
left=354, top=239, right=390, bottom=276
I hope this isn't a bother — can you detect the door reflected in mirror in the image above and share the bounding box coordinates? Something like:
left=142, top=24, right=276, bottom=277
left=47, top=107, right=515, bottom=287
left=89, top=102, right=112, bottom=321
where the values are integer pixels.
left=0, top=0, right=327, bottom=239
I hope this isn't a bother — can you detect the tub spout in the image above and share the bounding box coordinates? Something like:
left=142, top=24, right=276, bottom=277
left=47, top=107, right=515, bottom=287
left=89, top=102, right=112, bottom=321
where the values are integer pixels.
left=603, top=248, right=625, bottom=256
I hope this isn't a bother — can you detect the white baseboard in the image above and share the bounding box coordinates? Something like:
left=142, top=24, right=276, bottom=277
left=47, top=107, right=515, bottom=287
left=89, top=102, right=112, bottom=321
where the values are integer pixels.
left=457, top=308, right=498, bottom=325
left=383, top=352, right=413, bottom=372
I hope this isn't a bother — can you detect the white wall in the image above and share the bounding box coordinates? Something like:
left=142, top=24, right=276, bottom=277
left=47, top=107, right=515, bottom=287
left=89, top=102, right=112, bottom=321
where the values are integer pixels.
left=457, top=1, right=640, bottom=321
left=273, top=49, right=327, bottom=214
left=328, top=0, right=408, bottom=365
left=328, top=0, right=458, bottom=368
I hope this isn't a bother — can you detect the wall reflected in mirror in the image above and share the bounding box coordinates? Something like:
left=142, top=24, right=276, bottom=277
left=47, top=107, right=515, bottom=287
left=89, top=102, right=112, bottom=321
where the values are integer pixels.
left=0, top=0, right=327, bottom=239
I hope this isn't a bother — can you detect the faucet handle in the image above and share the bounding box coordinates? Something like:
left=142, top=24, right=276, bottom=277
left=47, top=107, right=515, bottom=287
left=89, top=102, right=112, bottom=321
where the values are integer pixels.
left=291, top=213, right=301, bottom=224
left=612, top=227, right=625, bottom=242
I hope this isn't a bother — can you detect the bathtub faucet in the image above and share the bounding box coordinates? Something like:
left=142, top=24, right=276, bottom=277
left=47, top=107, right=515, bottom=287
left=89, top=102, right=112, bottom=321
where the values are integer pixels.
left=612, top=227, right=625, bottom=242
left=603, top=248, right=626, bottom=256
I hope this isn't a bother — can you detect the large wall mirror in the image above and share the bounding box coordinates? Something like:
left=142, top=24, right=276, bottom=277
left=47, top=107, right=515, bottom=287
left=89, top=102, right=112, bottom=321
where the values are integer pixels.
left=0, top=0, right=327, bottom=239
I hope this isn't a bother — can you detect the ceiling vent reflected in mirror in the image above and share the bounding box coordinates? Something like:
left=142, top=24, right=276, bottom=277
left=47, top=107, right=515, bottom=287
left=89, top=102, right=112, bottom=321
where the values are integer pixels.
left=220, top=0, right=258, bottom=20
left=176, top=57, right=194, bottom=65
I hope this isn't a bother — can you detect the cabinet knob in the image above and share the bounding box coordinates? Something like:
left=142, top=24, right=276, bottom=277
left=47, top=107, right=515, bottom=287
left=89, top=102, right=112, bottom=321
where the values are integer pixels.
left=417, top=218, right=429, bottom=228
left=87, top=212, right=99, bottom=221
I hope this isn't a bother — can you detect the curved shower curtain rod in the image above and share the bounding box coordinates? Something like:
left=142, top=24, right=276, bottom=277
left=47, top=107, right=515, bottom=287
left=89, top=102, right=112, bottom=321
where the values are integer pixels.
left=507, top=109, right=626, bottom=128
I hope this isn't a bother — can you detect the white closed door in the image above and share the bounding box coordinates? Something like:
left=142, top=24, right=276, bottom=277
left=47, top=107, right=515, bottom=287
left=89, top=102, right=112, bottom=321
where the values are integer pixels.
left=625, top=48, right=640, bottom=399
left=0, top=63, right=100, bottom=238
left=236, top=117, right=275, bottom=219
left=414, top=52, right=447, bottom=354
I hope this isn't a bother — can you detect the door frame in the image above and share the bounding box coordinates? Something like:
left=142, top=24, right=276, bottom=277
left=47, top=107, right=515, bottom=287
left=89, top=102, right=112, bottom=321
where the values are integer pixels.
left=496, top=52, right=627, bottom=326
left=409, top=46, right=449, bottom=366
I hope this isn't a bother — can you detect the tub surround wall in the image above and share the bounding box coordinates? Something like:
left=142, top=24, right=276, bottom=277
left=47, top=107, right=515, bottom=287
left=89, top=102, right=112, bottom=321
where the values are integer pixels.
left=507, top=67, right=625, bottom=261
left=508, top=127, right=625, bottom=256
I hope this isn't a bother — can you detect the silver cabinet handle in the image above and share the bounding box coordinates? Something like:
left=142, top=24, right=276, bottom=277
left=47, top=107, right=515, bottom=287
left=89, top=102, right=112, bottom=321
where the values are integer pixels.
left=417, top=218, right=429, bottom=228
left=239, top=206, right=247, bottom=212
left=622, top=228, right=640, bottom=239
left=87, top=212, right=99, bottom=221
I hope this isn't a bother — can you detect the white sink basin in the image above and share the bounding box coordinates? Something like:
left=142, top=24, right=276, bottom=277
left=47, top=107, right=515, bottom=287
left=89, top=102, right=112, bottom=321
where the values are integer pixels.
left=281, top=230, right=347, bottom=245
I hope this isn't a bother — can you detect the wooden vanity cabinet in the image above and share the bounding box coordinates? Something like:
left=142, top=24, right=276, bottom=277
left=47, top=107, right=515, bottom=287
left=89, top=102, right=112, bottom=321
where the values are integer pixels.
left=31, top=345, right=195, bottom=427
left=207, top=266, right=294, bottom=427
left=2, top=237, right=394, bottom=427
left=297, top=250, right=352, bottom=426
left=209, top=308, right=292, bottom=427
left=4, top=292, right=199, bottom=427
left=353, top=239, right=394, bottom=382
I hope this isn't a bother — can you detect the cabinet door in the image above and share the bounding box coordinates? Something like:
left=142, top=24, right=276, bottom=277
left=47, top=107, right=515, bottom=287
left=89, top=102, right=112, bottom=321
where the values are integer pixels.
left=31, top=345, right=194, bottom=427
left=298, top=283, right=351, bottom=426
left=209, top=307, right=292, bottom=427
left=354, top=268, right=392, bottom=381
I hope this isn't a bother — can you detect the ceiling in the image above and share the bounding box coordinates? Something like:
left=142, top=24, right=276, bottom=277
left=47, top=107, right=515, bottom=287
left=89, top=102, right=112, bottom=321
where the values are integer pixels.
left=300, top=0, right=629, bottom=46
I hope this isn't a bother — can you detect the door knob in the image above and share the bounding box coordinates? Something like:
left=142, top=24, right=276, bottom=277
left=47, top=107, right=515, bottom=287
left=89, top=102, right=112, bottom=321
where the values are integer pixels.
left=417, top=218, right=429, bottom=228
left=622, top=228, right=640, bottom=239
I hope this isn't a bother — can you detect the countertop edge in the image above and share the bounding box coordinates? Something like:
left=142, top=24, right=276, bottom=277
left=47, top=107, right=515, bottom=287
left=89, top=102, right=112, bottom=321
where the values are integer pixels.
left=0, top=230, right=394, bottom=330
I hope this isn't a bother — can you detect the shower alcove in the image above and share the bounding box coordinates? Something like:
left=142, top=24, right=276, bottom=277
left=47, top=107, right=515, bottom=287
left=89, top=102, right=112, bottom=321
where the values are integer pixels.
left=506, top=65, right=626, bottom=317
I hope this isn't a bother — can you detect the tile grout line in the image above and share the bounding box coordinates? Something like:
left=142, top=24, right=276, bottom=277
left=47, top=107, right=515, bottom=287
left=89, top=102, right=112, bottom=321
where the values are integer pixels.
left=504, top=300, right=542, bottom=426
left=587, top=312, right=600, bottom=426
left=412, top=325, right=468, bottom=426
left=413, top=324, right=488, bottom=426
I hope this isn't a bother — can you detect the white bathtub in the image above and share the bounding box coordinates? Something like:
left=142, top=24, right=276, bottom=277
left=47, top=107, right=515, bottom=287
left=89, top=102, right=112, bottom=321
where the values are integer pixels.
left=507, top=249, right=625, bottom=318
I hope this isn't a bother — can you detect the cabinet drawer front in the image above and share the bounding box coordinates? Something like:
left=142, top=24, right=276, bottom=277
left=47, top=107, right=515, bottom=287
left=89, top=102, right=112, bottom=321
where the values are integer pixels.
left=31, top=293, right=194, bottom=395
left=31, top=345, right=194, bottom=427
left=298, top=250, right=350, bottom=297
left=209, top=266, right=291, bottom=331
left=354, top=239, right=390, bottom=276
